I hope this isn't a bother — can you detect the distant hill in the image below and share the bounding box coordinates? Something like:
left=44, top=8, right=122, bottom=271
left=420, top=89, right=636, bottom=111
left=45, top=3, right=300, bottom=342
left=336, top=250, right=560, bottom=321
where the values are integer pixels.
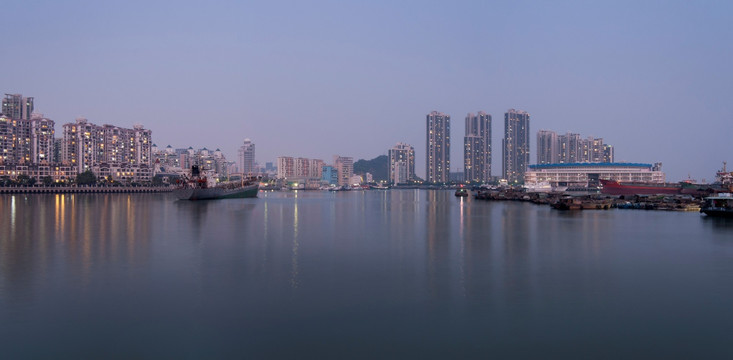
left=354, top=155, right=388, bottom=181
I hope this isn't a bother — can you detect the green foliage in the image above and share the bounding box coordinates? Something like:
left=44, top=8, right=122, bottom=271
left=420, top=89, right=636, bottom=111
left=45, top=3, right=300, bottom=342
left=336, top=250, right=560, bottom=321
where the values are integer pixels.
left=42, top=176, right=54, bottom=186
left=76, top=170, right=97, bottom=186
left=353, top=155, right=389, bottom=181
left=16, top=174, right=30, bottom=186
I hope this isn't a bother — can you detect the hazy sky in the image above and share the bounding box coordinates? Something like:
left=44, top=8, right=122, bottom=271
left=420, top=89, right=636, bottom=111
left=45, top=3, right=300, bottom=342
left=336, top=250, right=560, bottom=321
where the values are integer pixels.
left=3, top=0, right=732, bottom=181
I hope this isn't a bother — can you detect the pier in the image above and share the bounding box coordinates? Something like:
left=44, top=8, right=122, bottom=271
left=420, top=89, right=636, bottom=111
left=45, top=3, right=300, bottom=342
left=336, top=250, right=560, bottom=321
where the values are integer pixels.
left=0, top=186, right=173, bottom=194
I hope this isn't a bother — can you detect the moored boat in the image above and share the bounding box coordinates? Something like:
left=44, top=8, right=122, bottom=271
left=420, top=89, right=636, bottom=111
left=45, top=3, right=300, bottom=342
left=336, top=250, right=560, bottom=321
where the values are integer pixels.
left=599, top=179, right=681, bottom=196
left=551, top=197, right=582, bottom=210
left=174, top=166, right=259, bottom=200
left=700, top=193, right=733, bottom=217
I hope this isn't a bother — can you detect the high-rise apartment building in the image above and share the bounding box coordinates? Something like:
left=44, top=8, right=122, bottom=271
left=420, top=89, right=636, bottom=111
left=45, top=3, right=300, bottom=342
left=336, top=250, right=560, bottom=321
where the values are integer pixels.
left=0, top=115, right=13, bottom=164
left=536, top=130, right=614, bottom=165
left=334, top=156, right=353, bottom=186
left=276, top=156, right=324, bottom=180
left=308, top=159, right=324, bottom=180
left=30, top=113, right=55, bottom=164
left=463, top=111, right=491, bottom=182
left=0, top=113, right=55, bottom=165
left=295, top=158, right=311, bottom=178
left=603, top=144, right=614, bottom=163
left=238, top=138, right=255, bottom=175
left=61, top=118, right=152, bottom=173
left=277, top=156, right=295, bottom=179
left=558, top=132, right=581, bottom=163
left=502, top=109, right=530, bottom=182
left=388, top=142, right=415, bottom=184
left=426, top=111, right=450, bottom=183
left=536, top=130, right=558, bottom=165
left=2, top=94, right=34, bottom=120
left=11, top=117, right=32, bottom=164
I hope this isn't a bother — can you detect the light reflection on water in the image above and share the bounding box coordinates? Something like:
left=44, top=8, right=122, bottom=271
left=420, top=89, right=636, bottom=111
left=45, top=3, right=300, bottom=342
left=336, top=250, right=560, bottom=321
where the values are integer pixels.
left=1, top=190, right=733, bottom=358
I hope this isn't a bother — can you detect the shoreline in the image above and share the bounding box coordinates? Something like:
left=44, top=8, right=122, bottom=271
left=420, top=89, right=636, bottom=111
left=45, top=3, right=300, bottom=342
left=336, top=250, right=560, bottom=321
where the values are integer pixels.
left=0, top=186, right=173, bottom=194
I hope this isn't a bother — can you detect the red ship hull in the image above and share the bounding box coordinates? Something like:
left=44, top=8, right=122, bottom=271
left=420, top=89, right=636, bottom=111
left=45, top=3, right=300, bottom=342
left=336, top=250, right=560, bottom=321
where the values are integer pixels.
left=599, top=179, right=680, bottom=196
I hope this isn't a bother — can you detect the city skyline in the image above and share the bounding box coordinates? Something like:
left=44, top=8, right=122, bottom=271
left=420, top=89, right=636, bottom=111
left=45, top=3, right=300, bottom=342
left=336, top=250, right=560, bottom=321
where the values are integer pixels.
left=0, top=94, right=714, bottom=184
left=2, top=1, right=731, bottom=181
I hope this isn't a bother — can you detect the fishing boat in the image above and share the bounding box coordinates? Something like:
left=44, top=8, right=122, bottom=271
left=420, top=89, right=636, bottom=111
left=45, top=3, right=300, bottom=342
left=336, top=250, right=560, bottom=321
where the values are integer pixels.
left=700, top=193, right=733, bottom=217
left=174, top=166, right=259, bottom=200
left=455, top=187, right=469, bottom=197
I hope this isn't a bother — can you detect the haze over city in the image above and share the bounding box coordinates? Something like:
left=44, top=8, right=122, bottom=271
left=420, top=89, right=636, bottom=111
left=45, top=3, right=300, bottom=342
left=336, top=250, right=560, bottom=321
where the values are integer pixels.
left=3, top=0, right=731, bottom=181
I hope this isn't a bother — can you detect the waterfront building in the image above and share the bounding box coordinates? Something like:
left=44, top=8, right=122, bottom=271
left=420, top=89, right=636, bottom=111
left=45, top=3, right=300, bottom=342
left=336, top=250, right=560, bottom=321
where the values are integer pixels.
left=309, top=159, right=324, bottom=180
left=322, top=165, right=338, bottom=185
left=335, top=156, right=353, bottom=186
left=2, top=94, right=34, bottom=120
left=524, top=162, right=665, bottom=187
left=178, top=147, right=228, bottom=176
left=61, top=118, right=152, bottom=173
left=152, top=145, right=180, bottom=169
left=388, top=142, right=415, bottom=184
left=537, top=129, right=614, bottom=165
left=502, top=109, right=530, bottom=182
left=0, top=113, right=54, bottom=165
left=276, top=156, right=324, bottom=181
left=238, top=138, right=255, bottom=175
left=277, top=156, right=295, bottom=179
left=0, top=163, right=77, bottom=183
left=349, top=174, right=363, bottom=186
left=463, top=111, right=491, bottom=182
left=295, top=158, right=310, bottom=178
left=426, top=111, right=450, bottom=183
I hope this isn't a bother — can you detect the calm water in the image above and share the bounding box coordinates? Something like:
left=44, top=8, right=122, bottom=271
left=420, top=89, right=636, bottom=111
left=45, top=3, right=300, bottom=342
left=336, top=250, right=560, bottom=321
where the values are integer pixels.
left=1, top=190, right=733, bottom=358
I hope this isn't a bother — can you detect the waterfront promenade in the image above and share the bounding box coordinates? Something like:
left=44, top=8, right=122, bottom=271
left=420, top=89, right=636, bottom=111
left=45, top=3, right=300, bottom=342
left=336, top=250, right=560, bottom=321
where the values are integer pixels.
left=0, top=186, right=173, bottom=194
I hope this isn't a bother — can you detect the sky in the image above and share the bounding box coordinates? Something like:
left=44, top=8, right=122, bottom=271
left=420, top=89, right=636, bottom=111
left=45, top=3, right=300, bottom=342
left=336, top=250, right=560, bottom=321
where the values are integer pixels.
left=3, top=0, right=732, bottom=181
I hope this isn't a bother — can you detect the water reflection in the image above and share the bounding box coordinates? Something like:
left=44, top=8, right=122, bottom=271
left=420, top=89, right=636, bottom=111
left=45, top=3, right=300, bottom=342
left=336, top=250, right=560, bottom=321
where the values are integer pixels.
left=291, top=198, right=299, bottom=289
left=701, top=216, right=733, bottom=234
left=0, top=194, right=155, bottom=306
left=3, top=191, right=733, bottom=358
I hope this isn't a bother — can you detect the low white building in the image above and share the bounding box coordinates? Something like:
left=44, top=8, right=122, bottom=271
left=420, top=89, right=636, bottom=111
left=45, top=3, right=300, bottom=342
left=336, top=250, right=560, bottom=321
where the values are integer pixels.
left=524, top=162, right=665, bottom=186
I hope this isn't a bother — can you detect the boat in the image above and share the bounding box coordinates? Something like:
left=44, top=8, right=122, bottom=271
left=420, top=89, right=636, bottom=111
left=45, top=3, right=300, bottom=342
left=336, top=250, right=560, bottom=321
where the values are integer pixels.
left=700, top=193, right=733, bottom=217
left=174, top=166, right=259, bottom=200
left=455, top=187, right=469, bottom=197
left=599, top=179, right=681, bottom=196
left=523, top=181, right=553, bottom=193
left=551, top=196, right=582, bottom=210
left=551, top=196, right=611, bottom=210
